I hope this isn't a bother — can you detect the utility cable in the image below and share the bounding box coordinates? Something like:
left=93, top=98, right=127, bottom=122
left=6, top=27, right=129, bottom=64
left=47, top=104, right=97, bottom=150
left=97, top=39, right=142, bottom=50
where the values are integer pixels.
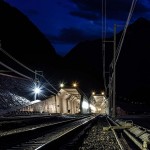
left=0, top=61, right=33, bottom=80
left=102, top=0, right=107, bottom=94
left=0, top=46, right=59, bottom=92
left=0, top=47, right=35, bottom=74
left=44, top=86, right=57, bottom=95
left=115, top=0, right=137, bottom=64
left=42, top=76, right=59, bottom=93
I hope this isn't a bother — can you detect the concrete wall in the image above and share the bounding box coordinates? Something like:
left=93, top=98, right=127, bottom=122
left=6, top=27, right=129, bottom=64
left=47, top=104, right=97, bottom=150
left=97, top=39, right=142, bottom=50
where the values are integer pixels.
left=20, top=89, right=81, bottom=114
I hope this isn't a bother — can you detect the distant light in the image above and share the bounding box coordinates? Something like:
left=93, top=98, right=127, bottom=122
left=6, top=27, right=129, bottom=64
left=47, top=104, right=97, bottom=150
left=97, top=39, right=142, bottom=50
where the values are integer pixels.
left=101, top=91, right=104, bottom=95
left=92, top=92, right=95, bottom=95
left=60, top=83, right=64, bottom=88
left=98, top=108, right=101, bottom=111
left=82, top=101, right=89, bottom=109
left=73, top=83, right=77, bottom=87
left=34, top=87, right=41, bottom=94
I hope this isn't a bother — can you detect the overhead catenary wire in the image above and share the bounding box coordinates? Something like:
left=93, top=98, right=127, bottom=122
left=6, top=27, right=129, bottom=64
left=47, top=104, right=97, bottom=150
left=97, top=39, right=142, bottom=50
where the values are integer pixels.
left=44, top=86, right=57, bottom=95
left=0, top=60, right=58, bottom=95
left=0, top=72, right=32, bottom=81
left=115, top=0, right=137, bottom=65
left=109, top=0, right=137, bottom=92
left=0, top=45, right=59, bottom=93
left=0, top=47, right=35, bottom=74
left=0, top=61, right=33, bottom=80
left=107, top=0, right=138, bottom=116
left=102, top=0, right=107, bottom=94
left=42, top=76, right=59, bottom=93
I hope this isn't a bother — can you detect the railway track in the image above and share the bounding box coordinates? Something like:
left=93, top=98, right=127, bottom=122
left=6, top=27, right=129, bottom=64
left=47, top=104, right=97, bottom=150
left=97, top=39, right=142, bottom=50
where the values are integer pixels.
left=0, top=114, right=149, bottom=150
left=0, top=115, right=85, bottom=135
left=0, top=115, right=96, bottom=150
left=76, top=115, right=150, bottom=150
left=78, top=115, right=123, bottom=150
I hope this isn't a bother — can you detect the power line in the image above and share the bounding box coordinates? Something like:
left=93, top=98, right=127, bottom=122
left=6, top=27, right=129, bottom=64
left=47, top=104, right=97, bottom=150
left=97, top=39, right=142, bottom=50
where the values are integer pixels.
left=0, top=44, right=59, bottom=93
left=102, top=0, right=107, bottom=95
left=110, top=0, right=137, bottom=117
left=115, top=0, right=137, bottom=65
left=44, top=86, right=57, bottom=95
left=0, top=61, right=33, bottom=80
left=0, top=47, right=35, bottom=74
left=0, top=72, right=32, bottom=81
left=0, top=61, right=58, bottom=95
left=42, top=76, right=59, bottom=93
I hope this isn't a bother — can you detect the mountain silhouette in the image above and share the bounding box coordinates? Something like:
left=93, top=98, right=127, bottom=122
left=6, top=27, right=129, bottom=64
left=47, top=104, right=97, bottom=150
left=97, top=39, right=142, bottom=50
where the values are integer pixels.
left=65, top=17, right=150, bottom=104
left=63, top=39, right=104, bottom=95
left=116, top=17, right=150, bottom=103
left=0, top=0, right=61, bottom=78
left=1, top=0, right=150, bottom=105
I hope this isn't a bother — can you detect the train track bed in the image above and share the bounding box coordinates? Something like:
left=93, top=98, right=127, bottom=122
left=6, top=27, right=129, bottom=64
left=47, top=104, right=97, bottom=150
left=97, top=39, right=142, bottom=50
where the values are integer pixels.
left=78, top=115, right=121, bottom=150
left=0, top=114, right=95, bottom=149
left=1, top=114, right=149, bottom=150
left=0, top=114, right=86, bottom=135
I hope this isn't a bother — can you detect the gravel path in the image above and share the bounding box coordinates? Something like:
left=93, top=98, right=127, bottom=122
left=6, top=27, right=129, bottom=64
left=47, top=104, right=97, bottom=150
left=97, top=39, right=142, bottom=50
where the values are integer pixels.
left=78, top=116, right=121, bottom=150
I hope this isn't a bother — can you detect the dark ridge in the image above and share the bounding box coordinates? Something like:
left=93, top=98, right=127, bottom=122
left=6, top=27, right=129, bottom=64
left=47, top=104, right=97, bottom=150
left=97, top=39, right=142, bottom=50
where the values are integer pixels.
left=63, top=17, right=150, bottom=102
left=0, top=0, right=62, bottom=78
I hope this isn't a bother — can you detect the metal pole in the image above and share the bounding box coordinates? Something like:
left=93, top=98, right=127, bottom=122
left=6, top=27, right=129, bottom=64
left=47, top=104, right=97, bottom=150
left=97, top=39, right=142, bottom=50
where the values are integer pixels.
left=55, top=95, right=57, bottom=113
left=34, top=70, right=37, bottom=100
left=112, top=24, right=116, bottom=118
left=108, top=74, right=111, bottom=116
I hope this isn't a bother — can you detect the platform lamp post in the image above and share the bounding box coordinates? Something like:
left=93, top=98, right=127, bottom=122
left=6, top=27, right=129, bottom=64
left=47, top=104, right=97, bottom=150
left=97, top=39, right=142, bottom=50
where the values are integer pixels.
left=103, top=24, right=117, bottom=117
left=34, top=70, right=43, bottom=100
left=112, top=24, right=116, bottom=118
left=34, top=85, right=41, bottom=100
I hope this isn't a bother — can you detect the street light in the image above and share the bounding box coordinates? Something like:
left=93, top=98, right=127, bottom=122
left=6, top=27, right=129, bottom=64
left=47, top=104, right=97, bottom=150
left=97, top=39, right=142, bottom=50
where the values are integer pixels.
left=60, top=83, right=64, bottom=88
left=34, top=87, right=41, bottom=94
left=33, top=86, right=41, bottom=100
left=92, top=92, right=95, bottom=96
left=101, top=91, right=105, bottom=95
left=72, top=82, right=77, bottom=87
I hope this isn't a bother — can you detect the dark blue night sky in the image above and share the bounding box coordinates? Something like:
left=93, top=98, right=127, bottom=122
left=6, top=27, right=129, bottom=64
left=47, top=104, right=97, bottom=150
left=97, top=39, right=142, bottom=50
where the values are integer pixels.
left=4, top=0, right=150, bottom=56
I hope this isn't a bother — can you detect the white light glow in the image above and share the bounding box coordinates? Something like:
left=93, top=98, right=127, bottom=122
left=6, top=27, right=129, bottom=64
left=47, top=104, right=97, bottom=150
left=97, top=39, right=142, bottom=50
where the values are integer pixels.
left=92, top=92, right=95, bottom=95
left=73, top=83, right=77, bottom=87
left=34, top=87, right=41, bottom=94
left=60, top=83, right=64, bottom=88
left=101, top=91, right=104, bottom=95
left=82, top=101, right=89, bottom=109
left=90, top=104, right=96, bottom=112
left=31, top=100, right=41, bottom=104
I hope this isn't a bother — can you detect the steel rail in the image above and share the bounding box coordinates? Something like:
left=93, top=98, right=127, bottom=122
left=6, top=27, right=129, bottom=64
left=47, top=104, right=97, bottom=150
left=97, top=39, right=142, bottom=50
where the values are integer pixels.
left=0, top=115, right=95, bottom=150
left=106, top=117, right=125, bottom=150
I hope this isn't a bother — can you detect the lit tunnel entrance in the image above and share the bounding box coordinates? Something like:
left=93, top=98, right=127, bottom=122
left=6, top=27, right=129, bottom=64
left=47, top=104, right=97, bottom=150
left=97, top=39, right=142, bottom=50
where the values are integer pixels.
left=90, top=94, right=108, bottom=115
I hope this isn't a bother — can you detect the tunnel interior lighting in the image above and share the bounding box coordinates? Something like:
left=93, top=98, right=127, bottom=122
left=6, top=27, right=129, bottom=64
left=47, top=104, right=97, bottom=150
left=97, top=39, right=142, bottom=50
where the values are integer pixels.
left=82, top=101, right=89, bottom=109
